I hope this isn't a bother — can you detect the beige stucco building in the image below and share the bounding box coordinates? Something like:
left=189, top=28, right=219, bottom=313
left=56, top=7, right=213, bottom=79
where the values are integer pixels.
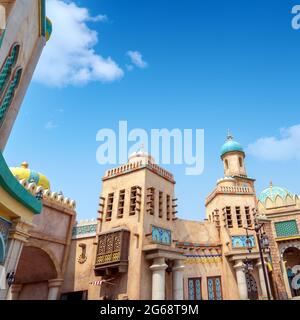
left=58, top=134, right=300, bottom=301
left=0, top=0, right=51, bottom=300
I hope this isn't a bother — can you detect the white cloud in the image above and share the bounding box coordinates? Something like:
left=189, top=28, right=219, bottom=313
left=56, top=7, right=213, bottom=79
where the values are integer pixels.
left=34, top=0, right=124, bottom=87
left=247, top=124, right=300, bottom=161
left=127, top=50, right=148, bottom=69
left=45, top=120, right=59, bottom=130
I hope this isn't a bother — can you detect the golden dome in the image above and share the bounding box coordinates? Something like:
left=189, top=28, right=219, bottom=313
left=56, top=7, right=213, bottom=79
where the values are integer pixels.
left=10, top=162, right=50, bottom=190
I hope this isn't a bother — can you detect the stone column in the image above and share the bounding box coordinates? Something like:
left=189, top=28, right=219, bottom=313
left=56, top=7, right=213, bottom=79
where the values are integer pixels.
left=48, top=279, right=64, bottom=300
left=172, top=259, right=184, bottom=300
left=9, top=284, right=23, bottom=300
left=233, top=260, right=248, bottom=300
left=256, top=261, right=269, bottom=299
left=150, top=257, right=168, bottom=300
left=0, top=218, right=32, bottom=300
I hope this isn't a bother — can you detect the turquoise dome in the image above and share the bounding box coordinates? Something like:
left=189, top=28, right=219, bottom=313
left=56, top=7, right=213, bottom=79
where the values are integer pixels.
left=259, top=185, right=294, bottom=203
left=221, top=136, right=244, bottom=157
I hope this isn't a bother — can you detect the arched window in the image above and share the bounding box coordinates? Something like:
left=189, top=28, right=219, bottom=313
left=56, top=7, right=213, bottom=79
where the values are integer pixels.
left=225, top=159, right=229, bottom=170
left=0, top=66, right=22, bottom=123
left=0, top=43, right=20, bottom=97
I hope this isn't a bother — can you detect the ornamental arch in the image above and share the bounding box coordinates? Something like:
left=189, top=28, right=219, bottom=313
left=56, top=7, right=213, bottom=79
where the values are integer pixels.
left=14, top=245, right=60, bottom=300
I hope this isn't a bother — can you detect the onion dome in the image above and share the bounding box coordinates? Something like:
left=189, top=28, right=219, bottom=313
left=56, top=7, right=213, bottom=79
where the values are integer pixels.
left=128, top=145, right=155, bottom=164
left=10, top=162, right=50, bottom=190
left=259, top=182, right=295, bottom=204
left=221, top=131, right=244, bottom=157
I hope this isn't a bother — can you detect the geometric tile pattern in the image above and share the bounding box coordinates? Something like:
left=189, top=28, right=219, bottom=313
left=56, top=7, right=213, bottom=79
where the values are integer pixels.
left=72, top=224, right=97, bottom=237
left=184, top=254, right=222, bottom=264
left=275, top=220, right=299, bottom=238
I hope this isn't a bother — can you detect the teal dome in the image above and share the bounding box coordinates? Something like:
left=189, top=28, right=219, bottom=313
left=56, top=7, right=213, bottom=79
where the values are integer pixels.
left=259, top=185, right=294, bottom=203
left=221, top=135, right=244, bottom=157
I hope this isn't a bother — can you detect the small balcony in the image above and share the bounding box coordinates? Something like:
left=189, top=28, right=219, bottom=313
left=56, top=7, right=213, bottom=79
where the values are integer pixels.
left=94, top=228, right=130, bottom=276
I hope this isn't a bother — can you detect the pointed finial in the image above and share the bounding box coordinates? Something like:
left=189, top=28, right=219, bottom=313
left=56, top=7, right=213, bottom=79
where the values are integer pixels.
left=270, top=180, right=273, bottom=189
left=227, top=129, right=233, bottom=141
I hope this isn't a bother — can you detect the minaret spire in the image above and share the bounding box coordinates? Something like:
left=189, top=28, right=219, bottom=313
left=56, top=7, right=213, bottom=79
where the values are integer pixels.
left=227, top=129, right=233, bottom=141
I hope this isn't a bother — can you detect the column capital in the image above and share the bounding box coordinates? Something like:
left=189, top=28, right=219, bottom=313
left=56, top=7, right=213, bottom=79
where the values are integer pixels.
left=172, top=259, right=185, bottom=272
left=9, top=218, right=35, bottom=243
left=150, top=257, right=168, bottom=272
left=48, top=278, right=64, bottom=288
left=233, top=260, right=245, bottom=270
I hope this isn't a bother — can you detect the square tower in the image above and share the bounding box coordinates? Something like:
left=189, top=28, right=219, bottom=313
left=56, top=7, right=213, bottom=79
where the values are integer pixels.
left=91, top=150, right=182, bottom=300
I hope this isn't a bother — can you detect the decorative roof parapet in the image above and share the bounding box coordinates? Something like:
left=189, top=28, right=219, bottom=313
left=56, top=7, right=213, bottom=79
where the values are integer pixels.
left=16, top=178, right=76, bottom=210
left=103, top=159, right=175, bottom=183
left=205, top=184, right=255, bottom=206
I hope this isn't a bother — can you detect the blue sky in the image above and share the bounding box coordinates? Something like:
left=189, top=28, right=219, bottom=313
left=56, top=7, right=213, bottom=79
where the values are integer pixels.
left=4, top=0, right=300, bottom=221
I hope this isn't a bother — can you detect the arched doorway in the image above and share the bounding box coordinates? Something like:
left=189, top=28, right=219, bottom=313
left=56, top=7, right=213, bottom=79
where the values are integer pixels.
left=14, top=246, right=58, bottom=300
left=283, top=247, right=300, bottom=298
left=246, top=273, right=259, bottom=300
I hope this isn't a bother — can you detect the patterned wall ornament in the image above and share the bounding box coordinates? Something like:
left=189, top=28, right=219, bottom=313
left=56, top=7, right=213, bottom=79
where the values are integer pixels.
left=231, top=235, right=255, bottom=249
left=275, top=220, right=299, bottom=239
left=72, top=223, right=97, bottom=238
left=184, top=254, right=222, bottom=265
left=151, top=225, right=172, bottom=246
left=77, top=243, right=87, bottom=264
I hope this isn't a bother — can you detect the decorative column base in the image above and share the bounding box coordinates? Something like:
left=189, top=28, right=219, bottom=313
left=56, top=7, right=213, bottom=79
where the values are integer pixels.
left=150, top=258, right=168, bottom=300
